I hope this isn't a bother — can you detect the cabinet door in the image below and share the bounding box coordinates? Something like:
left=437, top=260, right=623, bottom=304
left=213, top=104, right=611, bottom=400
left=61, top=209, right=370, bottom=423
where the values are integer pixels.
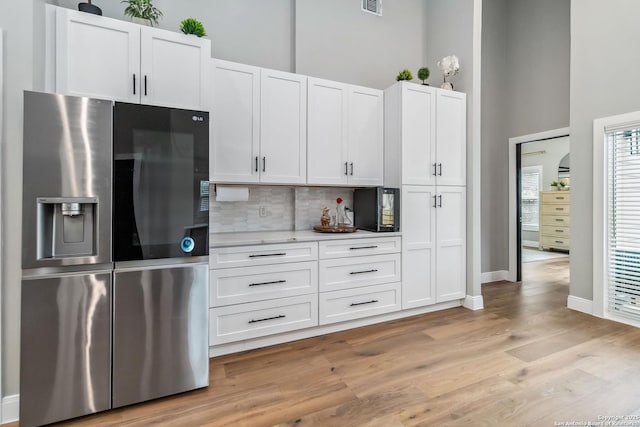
left=347, top=85, right=384, bottom=186
left=401, top=84, right=437, bottom=186
left=210, top=59, right=260, bottom=183
left=401, top=185, right=436, bottom=309
left=436, top=187, right=466, bottom=302
left=307, top=77, right=349, bottom=185
left=140, top=27, right=211, bottom=110
left=260, top=69, right=307, bottom=184
left=436, top=90, right=467, bottom=186
left=56, top=8, right=139, bottom=103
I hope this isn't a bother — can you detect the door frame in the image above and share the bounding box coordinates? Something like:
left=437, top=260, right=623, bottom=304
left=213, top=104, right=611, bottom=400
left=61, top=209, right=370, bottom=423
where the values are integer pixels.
left=0, top=28, right=5, bottom=421
left=508, top=127, right=570, bottom=282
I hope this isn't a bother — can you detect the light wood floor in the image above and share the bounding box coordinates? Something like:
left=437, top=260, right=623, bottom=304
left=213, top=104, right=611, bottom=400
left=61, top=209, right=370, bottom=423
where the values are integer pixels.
left=17, top=257, right=640, bottom=426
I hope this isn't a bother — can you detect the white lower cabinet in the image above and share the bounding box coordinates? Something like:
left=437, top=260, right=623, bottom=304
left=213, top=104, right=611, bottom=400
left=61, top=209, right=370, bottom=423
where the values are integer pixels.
left=210, top=294, right=318, bottom=344
left=319, top=282, right=401, bottom=325
left=319, top=254, right=401, bottom=292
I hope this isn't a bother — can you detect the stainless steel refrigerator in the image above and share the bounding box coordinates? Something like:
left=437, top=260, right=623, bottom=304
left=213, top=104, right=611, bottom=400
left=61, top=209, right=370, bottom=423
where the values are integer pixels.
left=20, top=91, right=210, bottom=427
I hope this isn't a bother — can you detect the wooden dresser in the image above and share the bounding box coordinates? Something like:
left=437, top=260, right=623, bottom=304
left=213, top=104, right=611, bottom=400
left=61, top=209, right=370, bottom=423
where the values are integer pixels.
left=539, top=191, right=570, bottom=251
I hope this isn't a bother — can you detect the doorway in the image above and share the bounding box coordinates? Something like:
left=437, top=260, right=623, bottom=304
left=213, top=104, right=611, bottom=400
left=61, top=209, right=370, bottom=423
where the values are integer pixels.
left=508, top=128, right=570, bottom=282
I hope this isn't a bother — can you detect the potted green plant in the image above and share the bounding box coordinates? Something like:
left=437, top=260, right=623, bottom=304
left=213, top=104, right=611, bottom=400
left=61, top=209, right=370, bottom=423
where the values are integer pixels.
left=122, top=0, right=163, bottom=27
left=396, top=69, right=413, bottom=82
left=78, top=0, right=102, bottom=15
left=417, top=67, right=430, bottom=85
left=550, top=181, right=566, bottom=191
left=180, top=18, right=207, bottom=37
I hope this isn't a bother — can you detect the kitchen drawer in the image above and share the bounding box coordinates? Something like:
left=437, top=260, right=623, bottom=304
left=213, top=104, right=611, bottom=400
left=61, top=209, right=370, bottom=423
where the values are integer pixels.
left=210, top=242, right=318, bottom=269
left=319, top=282, right=401, bottom=325
left=541, top=225, right=570, bottom=238
left=319, top=253, right=401, bottom=292
left=540, top=235, right=570, bottom=250
left=541, top=192, right=571, bottom=204
left=541, top=204, right=570, bottom=216
left=318, top=236, right=401, bottom=259
left=541, top=215, right=571, bottom=227
left=210, top=261, right=318, bottom=307
left=209, top=294, right=318, bottom=344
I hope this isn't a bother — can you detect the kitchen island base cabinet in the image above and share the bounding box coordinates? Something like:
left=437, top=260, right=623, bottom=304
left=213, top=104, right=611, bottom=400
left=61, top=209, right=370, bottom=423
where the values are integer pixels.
left=209, top=295, right=318, bottom=345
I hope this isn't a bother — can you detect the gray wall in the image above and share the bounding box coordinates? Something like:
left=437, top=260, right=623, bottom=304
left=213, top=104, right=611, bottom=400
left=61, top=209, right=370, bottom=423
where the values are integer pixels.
left=296, top=0, right=426, bottom=89
left=570, top=0, right=640, bottom=300
left=481, top=0, right=508, bottom=271
left=480, top=0, right=570, bottom=273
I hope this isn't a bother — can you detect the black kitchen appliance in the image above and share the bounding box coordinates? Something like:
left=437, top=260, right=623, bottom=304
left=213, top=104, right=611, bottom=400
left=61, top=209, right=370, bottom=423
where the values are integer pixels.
left=353, top=187, right=400, bottom=232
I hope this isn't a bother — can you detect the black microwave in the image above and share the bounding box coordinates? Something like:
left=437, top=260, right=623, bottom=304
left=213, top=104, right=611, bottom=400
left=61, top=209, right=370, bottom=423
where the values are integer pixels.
left=353, top=187, right=400, bottom=232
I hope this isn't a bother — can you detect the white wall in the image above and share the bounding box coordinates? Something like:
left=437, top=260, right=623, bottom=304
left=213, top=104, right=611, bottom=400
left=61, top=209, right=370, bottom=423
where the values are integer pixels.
left=570, top=0, right=640, bottom=301
left=296, top=0, right=426, bottom=89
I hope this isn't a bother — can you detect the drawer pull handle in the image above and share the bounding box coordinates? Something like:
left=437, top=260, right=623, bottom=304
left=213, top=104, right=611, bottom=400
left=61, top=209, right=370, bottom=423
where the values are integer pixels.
left=555, top=208, right=564, bottom=211
left=555, top=240, right=564, bottom=244
left=349, top=246, right=379, bottom=250
left=249, top=253, right=287, bottom=258
left=556, top=230, right=564, bottom=233
left=555, top=219, right=564, bottom=222
left=249, top=280, right=286, bottom=287
left=350, top=269, right=378, bottom=275
left=248, top=314, right=285, bottom=324
left=350, top=299, right=379, bottom=307
left=555, top=197, right=565, bottom=200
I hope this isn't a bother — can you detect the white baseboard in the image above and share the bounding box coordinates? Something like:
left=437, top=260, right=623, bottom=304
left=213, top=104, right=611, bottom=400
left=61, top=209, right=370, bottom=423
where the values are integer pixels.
left=567, top=295, right=593, bottom=315
left=522, top=240, right=539, bottom=248
left=481, top=270, right=509, bottom=283
left=463, top=295, right=484, bottom=310
left=2, top=394, right=19, bottom=424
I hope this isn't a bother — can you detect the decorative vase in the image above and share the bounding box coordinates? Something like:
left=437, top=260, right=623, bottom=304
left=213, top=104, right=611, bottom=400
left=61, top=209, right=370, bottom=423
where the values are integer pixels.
left=441, top=76, right=453, bottom=91
left=132, top=17, right=152, bottom=26
left=78, top=2, right=102, bottom=15
left=336, top=203, right=347, bottom=226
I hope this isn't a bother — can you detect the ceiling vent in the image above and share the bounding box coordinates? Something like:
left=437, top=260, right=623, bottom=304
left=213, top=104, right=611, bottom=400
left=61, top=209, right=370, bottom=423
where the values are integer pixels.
left=362, top=0, right=382, bottom=16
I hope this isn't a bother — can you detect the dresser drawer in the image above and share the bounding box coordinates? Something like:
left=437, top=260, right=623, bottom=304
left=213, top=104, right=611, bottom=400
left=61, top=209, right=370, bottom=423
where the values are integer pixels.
left=540, top=235, right=570, bottom=250
left=210, top=261, right=318, bottom=307
left=319, top=253, right=401, bottom=292
left=541, top=225, right=570, bottom=238
left=210, top=242, right=318, bottom=269
left=318, top=236, right=401, bottom=259
left=541, top=215, right=571, bottom=227
left=209, top=294, right=318, bottom=344
left=541, top=204, right=570, bottom=216
left=319, top=283, right=401, bottom=325
left=541, top=192, right=571, bottom=204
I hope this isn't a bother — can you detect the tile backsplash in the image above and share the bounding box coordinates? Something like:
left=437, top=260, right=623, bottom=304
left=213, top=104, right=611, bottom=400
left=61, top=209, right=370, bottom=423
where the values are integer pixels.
left=209, top=185, right=355, bottom=233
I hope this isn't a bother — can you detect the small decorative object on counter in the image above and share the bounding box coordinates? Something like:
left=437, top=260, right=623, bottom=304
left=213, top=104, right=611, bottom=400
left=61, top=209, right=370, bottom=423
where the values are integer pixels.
left=122, top=0, right=163, bottom=27
left=78, top=0, right=102, bottom=15
left=396, top=69, right=413, bottom=82
left=320, top=207, right=331, bottom=227
left=417, top=67, right=430, bottom=85
left=336, top=197, right=347, bottom=225
left=550, top=181, right=566, bottom=191
left=180, top=18, right=207, bottom=37
left=437, top=55, right=460, bottom=90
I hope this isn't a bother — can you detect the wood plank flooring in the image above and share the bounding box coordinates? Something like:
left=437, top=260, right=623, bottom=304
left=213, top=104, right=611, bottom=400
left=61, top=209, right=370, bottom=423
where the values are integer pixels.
left=14, top=257, right=640, bottom=426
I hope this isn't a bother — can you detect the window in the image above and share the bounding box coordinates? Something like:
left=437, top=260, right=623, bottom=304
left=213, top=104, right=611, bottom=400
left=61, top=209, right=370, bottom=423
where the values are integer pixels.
left=521, top=165, right=543, bottom=232
left=606, top=127, right=640, bottom=321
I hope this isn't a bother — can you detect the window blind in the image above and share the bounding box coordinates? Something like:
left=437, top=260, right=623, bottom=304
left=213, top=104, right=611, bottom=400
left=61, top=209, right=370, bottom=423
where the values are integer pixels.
left=521, top=166, right=542, bottom=231
left=607, top=127, right=640, bottom=320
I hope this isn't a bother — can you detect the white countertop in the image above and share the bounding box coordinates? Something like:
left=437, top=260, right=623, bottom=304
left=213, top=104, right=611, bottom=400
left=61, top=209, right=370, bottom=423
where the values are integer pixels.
left=210, top=230, right=401, bottom=248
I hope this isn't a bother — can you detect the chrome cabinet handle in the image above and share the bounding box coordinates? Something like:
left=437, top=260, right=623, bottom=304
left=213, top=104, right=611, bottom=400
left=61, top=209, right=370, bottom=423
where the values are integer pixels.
left=249, top=253, right=286, bottom=258
left=248, top=314, right=285, bottom=324
left=350, top=299, right=378, bottom=307
left=349, top=269, right=378, bottom=275
left=249, top=280, right=286, bottom=287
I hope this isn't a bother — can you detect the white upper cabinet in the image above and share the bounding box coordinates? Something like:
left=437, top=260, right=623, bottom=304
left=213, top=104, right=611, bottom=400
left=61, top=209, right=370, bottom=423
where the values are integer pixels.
left=140, top=27, right=210, bottom=110
left=384, top=82, right=466, bottom=188
left=347, top=85, right=384, bottom=186
left=210, top=59, right=260, bottom=183
left=55, top=8, right=139, bottom=103
left=436, top=91, right=467, bottom=186
left=210, top=63, right=307, bottom=185
left=307, top=78, right=349, bottom=186
left=307, top=79, right=383, bottom=187
left=53, top=7, right=210, bottom=110
left=260, top=69, right=308, bottom=185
